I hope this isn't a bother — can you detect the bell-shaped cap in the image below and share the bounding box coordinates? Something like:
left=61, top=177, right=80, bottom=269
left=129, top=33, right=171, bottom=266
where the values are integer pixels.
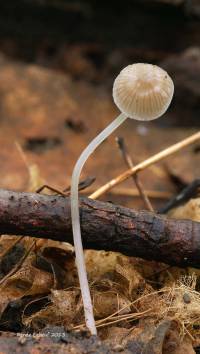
left=113, top=63, right=174, bottom=121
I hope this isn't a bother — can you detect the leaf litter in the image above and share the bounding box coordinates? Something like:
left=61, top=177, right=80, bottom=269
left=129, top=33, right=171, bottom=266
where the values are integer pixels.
left=0, top=148, right=200, bottom=352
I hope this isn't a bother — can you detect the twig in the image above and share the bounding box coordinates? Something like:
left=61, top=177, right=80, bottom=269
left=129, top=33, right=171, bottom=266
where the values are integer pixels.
left=89, top=131, right=200, bottom=199
left=63, top=177, right=96, bottom=193
left=15, top=141, right=30, bottom=169
left=84, top=187, right=172, bottom=199
left=159, top=179, right=200, bottom=214
left=36, top=184, right=67, bottom=196
left=116, top=137, right=154, bottom=211
left=36, top=177, right=96, bottom=196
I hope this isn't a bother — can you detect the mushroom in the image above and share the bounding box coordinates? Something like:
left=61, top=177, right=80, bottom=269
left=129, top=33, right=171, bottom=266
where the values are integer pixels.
left=70, top=63, right=174, bottom=335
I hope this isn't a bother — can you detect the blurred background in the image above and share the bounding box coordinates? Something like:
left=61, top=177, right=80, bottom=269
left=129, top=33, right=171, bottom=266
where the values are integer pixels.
left=0, top=0, right=199, bottom=209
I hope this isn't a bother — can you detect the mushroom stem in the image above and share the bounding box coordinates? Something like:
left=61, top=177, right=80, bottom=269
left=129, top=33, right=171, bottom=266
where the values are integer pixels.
left=70, top=112, right=127, bottom=335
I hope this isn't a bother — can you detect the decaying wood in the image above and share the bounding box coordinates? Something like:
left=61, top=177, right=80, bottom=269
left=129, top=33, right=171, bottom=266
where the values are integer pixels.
left=0, top=330, right=120, bottom=354
left=0, top=189, right=200, bottom=268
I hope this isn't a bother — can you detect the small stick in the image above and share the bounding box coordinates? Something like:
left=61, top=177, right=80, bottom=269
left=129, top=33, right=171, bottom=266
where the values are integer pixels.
left=15, top=141, right=30, bottom=169
left=63, top=177, right=96, bottom=193
left=116, top=137, right=154, bottom=212
left=159, top=179, right=200, bottom=214
left=36, top=177, right=96, bottom=196
left=84, top=187, right=172, bottom=199
left=90, top=131, right=200, bottom=199
left=36, top=184, right=67, bottom=196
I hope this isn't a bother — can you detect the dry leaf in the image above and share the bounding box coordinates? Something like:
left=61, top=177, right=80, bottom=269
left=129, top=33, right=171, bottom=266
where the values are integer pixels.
left=23, top=289, right=81, bottom=330
left=168, top=198, right=200, bottom=222
left=85, top=250, right=119, bottom=280
left=115, top=255, right=145, bottom=297
left=93, top=290, right=131, bottom=319
left=0, top=254, right=53, bottom=315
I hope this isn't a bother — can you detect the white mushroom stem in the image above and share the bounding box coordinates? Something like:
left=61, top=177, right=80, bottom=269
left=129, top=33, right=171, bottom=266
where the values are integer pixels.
left=70, top=112, right=127, bottom=335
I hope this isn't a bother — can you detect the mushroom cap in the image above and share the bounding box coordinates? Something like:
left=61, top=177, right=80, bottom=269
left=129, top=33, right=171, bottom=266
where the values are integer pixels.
left=113, top=63, right=174, bottom=121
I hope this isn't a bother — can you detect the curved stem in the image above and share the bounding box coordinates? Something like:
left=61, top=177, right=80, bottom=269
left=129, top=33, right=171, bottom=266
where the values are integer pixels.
left=70, top=113, right=127, bottom=335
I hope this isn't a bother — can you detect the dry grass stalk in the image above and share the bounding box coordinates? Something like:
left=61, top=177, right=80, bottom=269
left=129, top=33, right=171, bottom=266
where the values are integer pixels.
left=90, top=131, right=200, bottom=199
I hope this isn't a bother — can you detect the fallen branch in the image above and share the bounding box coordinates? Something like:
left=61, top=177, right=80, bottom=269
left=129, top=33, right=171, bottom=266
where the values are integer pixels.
left=0, top=189, right=200, bottom=268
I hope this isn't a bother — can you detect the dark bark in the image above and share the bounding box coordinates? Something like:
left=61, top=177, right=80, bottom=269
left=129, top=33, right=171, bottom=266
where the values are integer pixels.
left=0, top=189, right=199, bottom=268
left=0, top=329, right=122, bottom=354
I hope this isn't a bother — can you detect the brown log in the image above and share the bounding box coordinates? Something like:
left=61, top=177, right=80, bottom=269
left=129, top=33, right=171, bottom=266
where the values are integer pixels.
left=0, top=189, right=199, bottom=268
